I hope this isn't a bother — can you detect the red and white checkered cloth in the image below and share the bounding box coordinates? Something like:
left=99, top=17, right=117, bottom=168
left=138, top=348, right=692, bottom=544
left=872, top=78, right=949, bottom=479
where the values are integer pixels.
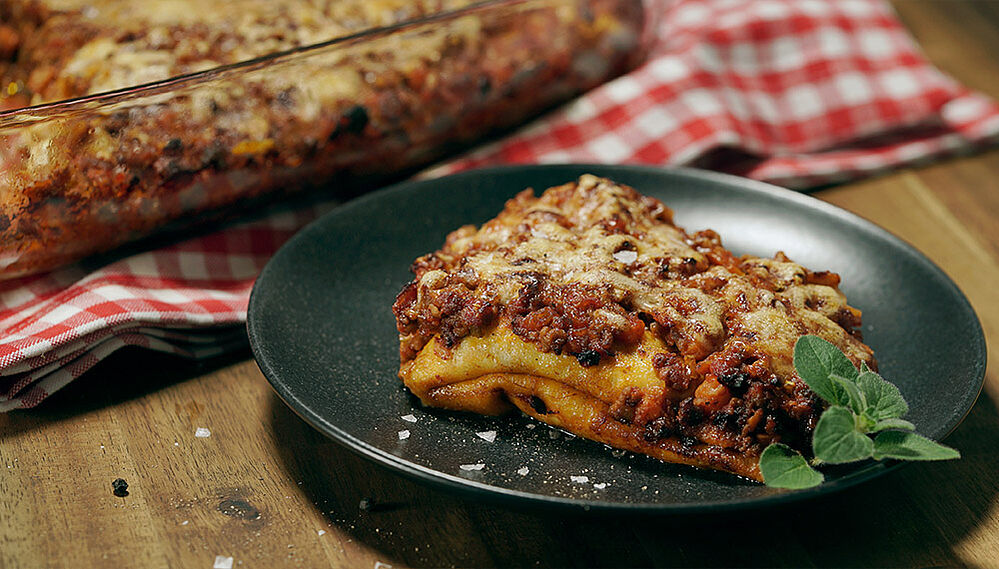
left=3, top=0, right=998, bottom=410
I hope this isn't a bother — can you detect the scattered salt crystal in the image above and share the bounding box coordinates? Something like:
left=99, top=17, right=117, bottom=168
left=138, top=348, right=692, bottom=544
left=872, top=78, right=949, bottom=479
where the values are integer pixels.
left=517, top=467, right=529, bottom=476
left=459, top=463, right=485, bottom=471
left=195, top=427, right=211, bottom=438
left=613, top=250, right=638, bottom=264
left=398, top=430, right=410, bottom=440
left=526, top=423, right=536, bottom=430
left=401, top=414, right=418, bottom=423
left=174, top=442, right=180, bottom=447
left=374, top=563, right=393, bottom=569
left=570, top=475, right=589, bottom=483
left=476, top=431, right=497, bottom=442
left=213, top=555, right=234, bottom=569
left=317, top=530, right=326, bottom=536
left=593, top=483, right=607, bottom=489
left=181, top=520, right=189, bottom=526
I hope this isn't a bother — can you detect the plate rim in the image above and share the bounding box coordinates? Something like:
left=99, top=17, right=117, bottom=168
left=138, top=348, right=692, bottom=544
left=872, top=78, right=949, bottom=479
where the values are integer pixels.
left=248, top=163, right=986, bottom=513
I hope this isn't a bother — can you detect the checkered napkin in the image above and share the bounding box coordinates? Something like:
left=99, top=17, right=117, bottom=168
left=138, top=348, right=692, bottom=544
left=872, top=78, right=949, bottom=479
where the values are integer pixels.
left=3, top=0, right=998, bottom=410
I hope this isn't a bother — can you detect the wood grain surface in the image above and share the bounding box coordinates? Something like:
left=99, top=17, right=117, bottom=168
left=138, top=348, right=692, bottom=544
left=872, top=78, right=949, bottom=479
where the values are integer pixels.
left=3, top=2, right=999, bottom=567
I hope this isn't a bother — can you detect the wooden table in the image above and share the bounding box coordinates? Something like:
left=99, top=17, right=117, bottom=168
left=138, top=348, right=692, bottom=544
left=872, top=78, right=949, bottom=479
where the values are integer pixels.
left=3, top=2, right=998, bottom=567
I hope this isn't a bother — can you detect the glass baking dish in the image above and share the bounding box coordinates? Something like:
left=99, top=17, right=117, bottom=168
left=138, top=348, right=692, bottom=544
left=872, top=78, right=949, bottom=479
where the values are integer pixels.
left=0, top=0, right=656, bottom=278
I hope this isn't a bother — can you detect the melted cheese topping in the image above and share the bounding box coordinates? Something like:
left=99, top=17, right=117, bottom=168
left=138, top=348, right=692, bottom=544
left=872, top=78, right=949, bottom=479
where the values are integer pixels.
left=406, top=174, right=872, bottom=370
left=12, top=0, right=481, bottom=103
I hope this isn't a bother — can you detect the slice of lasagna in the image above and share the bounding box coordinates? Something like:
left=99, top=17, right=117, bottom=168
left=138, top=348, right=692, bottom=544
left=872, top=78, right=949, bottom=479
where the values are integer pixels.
left=392, top=174, right=875, bottom=482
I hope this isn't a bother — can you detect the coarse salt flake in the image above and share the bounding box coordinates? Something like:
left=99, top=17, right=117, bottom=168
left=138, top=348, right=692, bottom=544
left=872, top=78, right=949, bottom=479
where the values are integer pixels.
left=213, top=555, right=234, bottom=569
left=593, top=483, right=607, bottom=489
left=181, top=520, right=189, bottom=526
left=459, top=463, right=486, bottom=471
left=401, top=414, right=418, bottom=423
left=374, top=562, right=393, bottom=569
left=398, top=430, right=410, bottom=440
left=476, top=430, right=497, bottom=442
left=612, top=250, right=638, bottom=264
left=318, top=529, right=326, bottom=536
left=570, top=475, right=590, bottom=483
left=195, top=427, right=211, bottom=438
left=517, top=467, right=529, bottom=476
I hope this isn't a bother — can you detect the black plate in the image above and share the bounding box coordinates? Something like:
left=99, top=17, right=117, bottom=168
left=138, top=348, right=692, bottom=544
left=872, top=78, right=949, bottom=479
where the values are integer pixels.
left=248, top=165, right=985, bottom=512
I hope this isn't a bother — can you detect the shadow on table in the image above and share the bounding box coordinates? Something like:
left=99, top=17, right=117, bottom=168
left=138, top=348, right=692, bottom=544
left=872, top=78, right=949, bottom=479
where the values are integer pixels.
left=0, top=345, right=249, bottom=439
left=268, top=386, right=999, bottom=568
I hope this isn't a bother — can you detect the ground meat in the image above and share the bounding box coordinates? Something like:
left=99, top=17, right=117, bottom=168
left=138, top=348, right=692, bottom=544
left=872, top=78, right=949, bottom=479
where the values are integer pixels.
left=652, top=352, right=697, bottom=391
left=608, top=386, right=643, bottom=424
left=392, top=274, right=498, bottom=353
left=508, top=275, right=644, bottom=358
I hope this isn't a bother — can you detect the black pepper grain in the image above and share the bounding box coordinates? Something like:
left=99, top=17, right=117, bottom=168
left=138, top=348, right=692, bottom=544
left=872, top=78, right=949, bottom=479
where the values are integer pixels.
left=164, top=138, right=183, bottom=153
left=342, top=105, right=369, bottom=134
left=574, top=350, right=601, bottom=367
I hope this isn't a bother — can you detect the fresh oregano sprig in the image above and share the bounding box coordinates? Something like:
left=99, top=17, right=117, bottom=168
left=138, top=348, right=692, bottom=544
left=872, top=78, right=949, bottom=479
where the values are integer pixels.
left=759, top=335, right=960, bottom=489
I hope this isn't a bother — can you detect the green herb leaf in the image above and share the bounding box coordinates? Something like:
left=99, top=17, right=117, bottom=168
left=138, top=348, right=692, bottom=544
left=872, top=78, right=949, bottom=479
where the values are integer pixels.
left=873, top=431, right=961, bottom=461
left=871, top=418, right=916, bottom=432
left=813, top=405, right=874, bottom=464
left=761, top=335, right=962, bottom=488
left=760, top=443, right=825, bottom=489
left=794, top=336, right=859, bottom=404
left=830, top=374, right=866, bottom=415
left=856, top=370, right=908, bottom=420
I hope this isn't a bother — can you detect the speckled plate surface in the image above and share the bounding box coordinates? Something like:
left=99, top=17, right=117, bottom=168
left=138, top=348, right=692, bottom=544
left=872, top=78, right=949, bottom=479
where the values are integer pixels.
left=247, top=164, right=985, bottom=512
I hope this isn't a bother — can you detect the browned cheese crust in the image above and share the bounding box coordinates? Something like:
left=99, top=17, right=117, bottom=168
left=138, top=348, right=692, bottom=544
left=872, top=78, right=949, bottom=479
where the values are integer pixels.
left=393, top=174, right=876, bottom=482
left=0, top=0, right=645, bottom=276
